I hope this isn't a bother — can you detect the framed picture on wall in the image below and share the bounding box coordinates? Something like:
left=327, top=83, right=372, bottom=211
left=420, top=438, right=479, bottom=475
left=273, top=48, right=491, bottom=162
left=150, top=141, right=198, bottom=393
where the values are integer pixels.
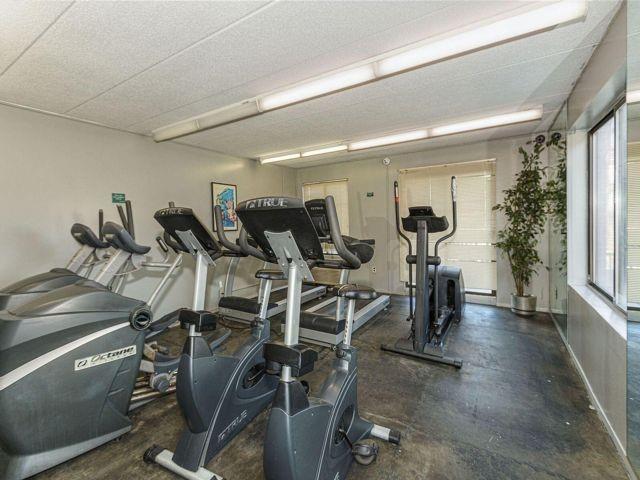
left=211, top=182, right=238, bottom=231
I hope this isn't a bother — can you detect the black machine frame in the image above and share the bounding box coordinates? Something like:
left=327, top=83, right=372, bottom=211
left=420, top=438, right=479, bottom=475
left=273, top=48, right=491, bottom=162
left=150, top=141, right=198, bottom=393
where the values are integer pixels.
left=382, top=176, right=465, bottom=368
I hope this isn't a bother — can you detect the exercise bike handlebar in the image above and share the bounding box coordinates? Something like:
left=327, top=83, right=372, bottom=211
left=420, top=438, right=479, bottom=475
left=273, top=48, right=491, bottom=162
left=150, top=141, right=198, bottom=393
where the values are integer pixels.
left=325, top=195, right=361, bottom=269
left=213, top=205, right=243, bottom=253
left=239, top=226, right=269, bottom=262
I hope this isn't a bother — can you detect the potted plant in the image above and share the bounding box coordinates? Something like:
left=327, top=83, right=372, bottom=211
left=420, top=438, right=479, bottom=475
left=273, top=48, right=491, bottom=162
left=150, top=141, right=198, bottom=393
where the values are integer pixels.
left=493, top=135, right=549, bottom=316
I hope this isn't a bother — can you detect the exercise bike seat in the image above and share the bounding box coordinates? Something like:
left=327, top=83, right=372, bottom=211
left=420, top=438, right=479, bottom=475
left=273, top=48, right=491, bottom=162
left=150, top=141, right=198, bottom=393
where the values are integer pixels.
left=344, top=239, right=374, bottom=264
left=71, top=223, right=110, bottom=249
left=102, top=222, right=151, bottom=255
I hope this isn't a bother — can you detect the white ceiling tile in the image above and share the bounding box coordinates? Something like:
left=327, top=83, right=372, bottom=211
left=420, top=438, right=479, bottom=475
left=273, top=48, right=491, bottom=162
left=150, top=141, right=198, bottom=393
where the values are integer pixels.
left=68, top=1, right=508, bottom=128
left=0, top=1, right=72, bottom=74
left=0, top=1, right=267, bottom=111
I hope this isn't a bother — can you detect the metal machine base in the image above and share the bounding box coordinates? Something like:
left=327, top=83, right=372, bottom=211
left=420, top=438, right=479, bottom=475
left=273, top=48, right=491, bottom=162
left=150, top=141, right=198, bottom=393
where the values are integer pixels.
left=381, top=338, right=462, bottom=368
left=144, top=447, right=224, bottom=480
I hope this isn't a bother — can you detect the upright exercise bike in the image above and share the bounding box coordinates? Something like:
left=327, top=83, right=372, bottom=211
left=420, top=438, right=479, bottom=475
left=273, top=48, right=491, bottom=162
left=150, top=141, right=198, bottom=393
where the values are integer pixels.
left=144, top=206, right=279, bottom=480
left=232, top=195, right=401, bottom=480
left=381, top=176, right=465, bottom=368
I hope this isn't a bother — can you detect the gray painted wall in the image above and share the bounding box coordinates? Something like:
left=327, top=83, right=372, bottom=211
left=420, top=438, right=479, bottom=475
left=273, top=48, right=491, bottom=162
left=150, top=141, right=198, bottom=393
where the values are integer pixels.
left=565, top=3, right=628, bottom=458
left=295, top=134, right=551, bottom=311
left=0, top=104, right=296, bottom=317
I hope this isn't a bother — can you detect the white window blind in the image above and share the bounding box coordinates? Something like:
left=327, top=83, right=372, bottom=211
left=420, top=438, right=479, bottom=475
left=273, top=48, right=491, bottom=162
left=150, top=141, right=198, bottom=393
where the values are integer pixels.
left=397, top=159, right=497, bottom=294
left=629, top=142, right=640, bottom=306
left=302, top=179, right=350, bottom=235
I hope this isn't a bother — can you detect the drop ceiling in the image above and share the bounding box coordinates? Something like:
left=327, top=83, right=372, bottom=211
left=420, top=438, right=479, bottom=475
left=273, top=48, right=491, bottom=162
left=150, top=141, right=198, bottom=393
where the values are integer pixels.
left=0, top=0, right=622, bottom=167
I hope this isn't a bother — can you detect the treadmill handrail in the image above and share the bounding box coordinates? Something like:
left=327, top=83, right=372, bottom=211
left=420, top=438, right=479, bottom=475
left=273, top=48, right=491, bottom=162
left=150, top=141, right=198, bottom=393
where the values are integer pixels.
left=214, top=205, right=243, bottom=253
left=239, top=226, right=269, bottom=262
left=325, top=196, right=360, bottom=269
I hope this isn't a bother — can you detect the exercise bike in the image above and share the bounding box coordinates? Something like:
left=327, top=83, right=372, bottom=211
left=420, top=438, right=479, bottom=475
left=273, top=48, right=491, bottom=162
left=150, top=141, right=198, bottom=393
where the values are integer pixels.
left=381, top=176, right=465, bottom=368
left=235, top=195, right=401, bottom=480
left=143, top=206, right=279, bottom=480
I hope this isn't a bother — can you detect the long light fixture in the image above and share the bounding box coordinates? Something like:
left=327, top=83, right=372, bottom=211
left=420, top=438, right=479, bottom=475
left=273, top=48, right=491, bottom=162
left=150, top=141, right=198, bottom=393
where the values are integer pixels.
left=154, top=1, right=585, bottom=142
left=429, top=109, right=543, bottom=137
left=153, top=100, right=260, bottom=142
left=259, top=107, right=542, bottom=163
left=629, top=90, right=640, bottom=104
left=348, top=130, right=429, bottom=151
left=301, top=145, right=348, bottom=157
left=259, top=66, right=376, bottom=111
left=376, top=0, right=587, bottom=76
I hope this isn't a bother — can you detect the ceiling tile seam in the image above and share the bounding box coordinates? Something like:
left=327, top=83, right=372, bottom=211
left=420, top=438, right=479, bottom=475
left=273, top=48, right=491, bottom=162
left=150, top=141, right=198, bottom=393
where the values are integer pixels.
left=63, top=0, right=279, bottom=115
left=121, top=2, right=466, bottom=130
left=0, top=1, right=76, bottom=78
left=125, top=27, right=604, bottom=132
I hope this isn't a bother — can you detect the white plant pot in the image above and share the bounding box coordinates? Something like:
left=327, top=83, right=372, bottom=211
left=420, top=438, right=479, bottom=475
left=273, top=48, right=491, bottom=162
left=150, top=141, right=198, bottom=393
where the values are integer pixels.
left=510, top=294, right=537, bottom=316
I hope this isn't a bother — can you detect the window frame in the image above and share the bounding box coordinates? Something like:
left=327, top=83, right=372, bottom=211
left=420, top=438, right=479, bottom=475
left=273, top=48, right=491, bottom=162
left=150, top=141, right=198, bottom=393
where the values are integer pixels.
left=587, top=102, right=627, bottom=309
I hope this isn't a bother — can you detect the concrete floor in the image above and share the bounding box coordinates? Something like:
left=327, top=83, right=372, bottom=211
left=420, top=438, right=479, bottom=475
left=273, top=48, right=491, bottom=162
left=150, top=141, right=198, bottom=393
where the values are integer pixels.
left=35, top=299, right=628, bottom=480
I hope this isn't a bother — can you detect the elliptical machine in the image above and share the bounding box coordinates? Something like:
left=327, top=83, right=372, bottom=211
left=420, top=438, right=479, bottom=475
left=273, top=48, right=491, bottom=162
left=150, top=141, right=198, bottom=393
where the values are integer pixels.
left=0, top=208, right=228, bottom=480
left=382, top=176, right=465, bottom=368
left=143, top=206, right=279, bottom=480
left=231, top=195, right=401, bottom=480
left=0, top=209, right=112, bottom=310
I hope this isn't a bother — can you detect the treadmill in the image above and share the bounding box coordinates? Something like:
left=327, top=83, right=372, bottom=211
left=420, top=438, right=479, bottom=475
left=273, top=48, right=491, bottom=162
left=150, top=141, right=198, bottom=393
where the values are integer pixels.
left=213, top=205, right=326, bottom=323
left=281, top=197, right=390, bottom=347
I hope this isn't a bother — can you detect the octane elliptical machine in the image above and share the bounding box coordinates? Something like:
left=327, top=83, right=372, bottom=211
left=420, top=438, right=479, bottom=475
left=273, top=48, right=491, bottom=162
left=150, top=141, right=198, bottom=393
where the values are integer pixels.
left=143, top=206, right=279, bottom=480
left=381, top=176, right=465, bottom=368
left=230, top=196, right=400, bottom=480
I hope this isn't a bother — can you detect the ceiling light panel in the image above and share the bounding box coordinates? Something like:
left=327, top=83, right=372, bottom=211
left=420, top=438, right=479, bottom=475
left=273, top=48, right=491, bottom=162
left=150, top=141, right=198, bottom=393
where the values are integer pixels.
left=301, top=145, right=348, bottom=157
left=348, top=130, right=428, bottom=151
left=258, top=65, right=376, bottom=111
left=429, top=108, right=542, bottom=137
left=375, top=0, right=587, bottom=76
left=260, top=152, right=301, bottom=164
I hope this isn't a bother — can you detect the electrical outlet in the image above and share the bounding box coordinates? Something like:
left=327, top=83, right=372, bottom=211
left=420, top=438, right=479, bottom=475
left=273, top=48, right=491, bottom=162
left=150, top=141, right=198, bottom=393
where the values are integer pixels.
left=371, top=266, right=377, bottom=273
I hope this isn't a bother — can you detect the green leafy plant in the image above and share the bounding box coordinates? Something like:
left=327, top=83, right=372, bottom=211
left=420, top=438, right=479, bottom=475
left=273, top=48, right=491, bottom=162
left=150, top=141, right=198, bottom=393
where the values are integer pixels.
left=493, top=135, right=550, bottom=297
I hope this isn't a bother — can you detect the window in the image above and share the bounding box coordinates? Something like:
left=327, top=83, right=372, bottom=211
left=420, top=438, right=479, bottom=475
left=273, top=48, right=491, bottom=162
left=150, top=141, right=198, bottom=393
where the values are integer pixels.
left=302, top=179, right=349, bottom=235
left=397, top=159, right=497, bottom=295
left=588, top=104, right=627, bottom=307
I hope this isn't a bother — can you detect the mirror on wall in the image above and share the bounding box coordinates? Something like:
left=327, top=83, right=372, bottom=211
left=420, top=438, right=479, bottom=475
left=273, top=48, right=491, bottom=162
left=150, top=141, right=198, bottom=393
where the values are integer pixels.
left=627, top=0, right=640, bottom=472
left=548, top=104, right=568, bottom=339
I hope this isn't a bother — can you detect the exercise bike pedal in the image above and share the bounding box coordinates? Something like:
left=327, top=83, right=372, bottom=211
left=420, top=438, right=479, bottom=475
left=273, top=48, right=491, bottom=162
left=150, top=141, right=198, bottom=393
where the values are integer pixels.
left=352, top=442, right=379, bottom=466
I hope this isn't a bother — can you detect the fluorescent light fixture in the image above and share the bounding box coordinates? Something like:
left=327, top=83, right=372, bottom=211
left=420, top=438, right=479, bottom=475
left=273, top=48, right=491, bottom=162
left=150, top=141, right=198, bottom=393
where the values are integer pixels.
left=153, top=100, right=260, bottom=142
left=260, top=152, right=301, bottom=164
left=155, top=1, right=582, bottom=139
left=152, top=120, right=199, bottom=142
left=429, top=108, right=542, bottom=137
left=629, top=90, right=640, bottom=104
left=376, top=0, right=587, bottom=76
left=348, top=130, right=428, bottom=151
left=301, top=145, right=348, bottom=157
left=258, top=66, right=376, bottom=111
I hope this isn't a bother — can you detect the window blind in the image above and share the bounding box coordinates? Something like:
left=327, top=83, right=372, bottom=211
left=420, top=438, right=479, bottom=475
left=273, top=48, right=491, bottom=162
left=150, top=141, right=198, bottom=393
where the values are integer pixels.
left=302, top=179, right=350, bottom=235
left=397, top=159, right=497, bottom=294
left=629, top=142, right=640, bottom=306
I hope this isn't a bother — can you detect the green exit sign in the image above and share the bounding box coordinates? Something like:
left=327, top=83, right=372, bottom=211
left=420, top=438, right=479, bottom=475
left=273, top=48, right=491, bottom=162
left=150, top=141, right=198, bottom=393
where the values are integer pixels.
left=112, top=193, right=126, bottom=204
left=366, top=192, right=374, bottom=197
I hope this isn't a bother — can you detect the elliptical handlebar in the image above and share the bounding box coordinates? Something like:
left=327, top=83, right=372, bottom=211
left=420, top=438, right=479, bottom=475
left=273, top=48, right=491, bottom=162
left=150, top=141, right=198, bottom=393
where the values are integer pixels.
left=325, top=195, right=361, bottom=269
left=434, top=176, right=458, bottom=254
left=214, top=205, right=243, bottom=253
